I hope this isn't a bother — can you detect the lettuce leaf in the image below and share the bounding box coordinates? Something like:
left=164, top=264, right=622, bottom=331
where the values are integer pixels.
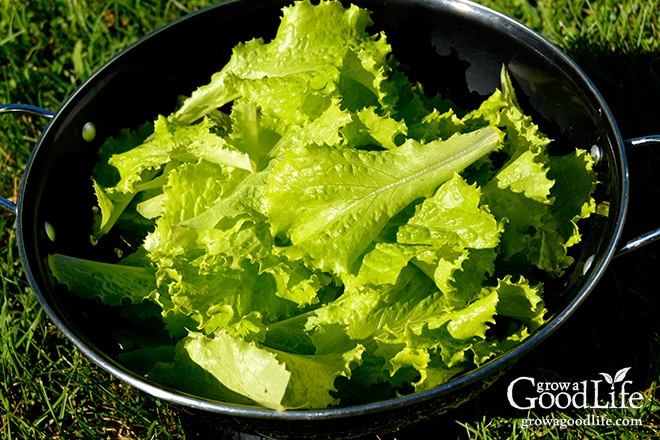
left=265, top=127, right=499, bottom=277
left=174, top=331, right=364, bottom=410
left=48, top=253, right=155, bottom=307
left=170, top=0, right=391, bottom=127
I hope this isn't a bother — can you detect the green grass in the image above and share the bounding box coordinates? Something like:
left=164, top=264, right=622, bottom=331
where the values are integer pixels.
left=1, top=0, right=659, bottom=439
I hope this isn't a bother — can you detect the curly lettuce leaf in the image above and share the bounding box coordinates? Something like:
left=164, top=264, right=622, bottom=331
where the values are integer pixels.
left=91, top=122, right=155, bottom=238
left=170, top=0, right=391, bottom=126
left=265, top=127, right=500, bottom=277
left=482, top=147, right=597, bottom=275
left=109, top=116, right=252, bottom=196
left=397, top=173, right=502, bottom=250
left=373, top=275, right=544, bottom=392
left=48, top=253, right=154, bottom=306
left=179, top=331, right=364, bottom=410
left=140, top=161, right=326, bottom=338
left=357, top=173, right=501, bottom=306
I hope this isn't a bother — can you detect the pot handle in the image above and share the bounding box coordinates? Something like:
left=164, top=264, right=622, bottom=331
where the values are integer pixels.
left=616, top=135, right=660, bottom=256
left=0, top=104, right=55, bottom=214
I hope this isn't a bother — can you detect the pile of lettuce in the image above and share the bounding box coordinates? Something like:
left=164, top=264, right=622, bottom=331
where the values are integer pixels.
left=48, top=0, right=598, bottom=410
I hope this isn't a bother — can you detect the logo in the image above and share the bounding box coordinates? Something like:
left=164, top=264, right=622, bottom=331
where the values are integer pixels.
left=507, top=367, right=645, bottom=410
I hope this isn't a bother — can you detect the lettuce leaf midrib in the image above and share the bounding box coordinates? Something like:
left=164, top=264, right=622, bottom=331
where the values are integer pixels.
left=341, top=130, right=499, bottom=214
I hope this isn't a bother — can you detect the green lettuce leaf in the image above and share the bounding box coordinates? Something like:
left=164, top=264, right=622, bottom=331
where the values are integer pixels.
left=170, top=0, right=390, bottom=126
left=48, top=253, right=155, bottom=307
left=180, top=331, right=364, bottom=410
left=91, top=122, right=155, bottom=238
left=265, top=127, right=500, bottom=277
left=109, top=116, right=252, bottom=196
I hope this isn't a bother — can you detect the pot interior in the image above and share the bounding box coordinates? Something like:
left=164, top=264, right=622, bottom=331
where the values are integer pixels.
left=16, top=0, right=627, bottom=435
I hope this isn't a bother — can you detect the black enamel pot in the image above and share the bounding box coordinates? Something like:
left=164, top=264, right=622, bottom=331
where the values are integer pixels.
left=2, top=0, right=659, bottom=438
